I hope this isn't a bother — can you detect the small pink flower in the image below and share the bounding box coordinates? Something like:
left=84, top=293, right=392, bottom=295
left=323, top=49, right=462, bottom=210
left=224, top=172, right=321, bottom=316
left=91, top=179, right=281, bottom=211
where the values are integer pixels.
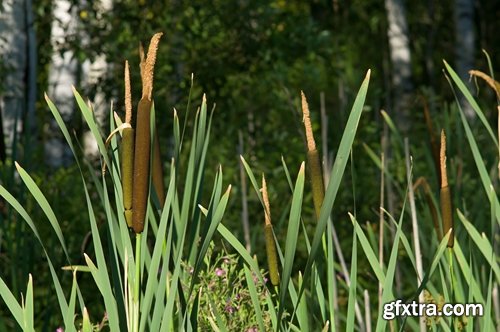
left=56, top=328, right=64, bottom=332
left=215, top=267, right=226, bottom=277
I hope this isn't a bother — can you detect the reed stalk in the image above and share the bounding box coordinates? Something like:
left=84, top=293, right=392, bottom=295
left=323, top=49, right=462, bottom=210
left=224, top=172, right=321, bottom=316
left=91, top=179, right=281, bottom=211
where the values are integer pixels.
left=301, top=91, right=325, bottom=220
left=261, top=175, right=279, bottom=286
left=132, top=32, right=162, bottom=234
left=421, top=97, right=441, bottom=185
left=440, top=129, right=454, bottom=247
left=413, top=177, right=441, bottom=239
left=468, top=70, right=500, bottom=99
left=122, top=60, right=135, bottom=227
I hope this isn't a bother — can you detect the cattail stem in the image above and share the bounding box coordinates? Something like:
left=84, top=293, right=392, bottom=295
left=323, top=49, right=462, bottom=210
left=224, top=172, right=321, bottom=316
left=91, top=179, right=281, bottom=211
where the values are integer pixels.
left=421, top=97, right=440, bottom=185
left=131, top=32, right=163, bottom=234
left=122, top=127, right=135, bottom=227
left=414, top=177, right=441, bottom=240
left=262, top=176, right=279, bottom=286
left=133, top=233, right=142, bottom=332
left=121, top=60, right=135, bottom=227
left=133, top=99, right=152, bottom=233
left=264, top=224, right=279, bottom=286
left=440, top=130, right=454, bottom=247
left=301, top=91, right=325, bottom=219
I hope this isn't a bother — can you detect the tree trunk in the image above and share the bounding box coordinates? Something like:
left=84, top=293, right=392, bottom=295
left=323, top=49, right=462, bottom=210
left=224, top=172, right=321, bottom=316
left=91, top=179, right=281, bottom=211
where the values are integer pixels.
left=454, top=0, right=475, bottom=119
left=385, top=0, right=413, bottom=133
left=0, top=0, right=28, bottom=158
left=46, top=0, right=78, bottom=168
left=81, top=0, right=113, bottom=160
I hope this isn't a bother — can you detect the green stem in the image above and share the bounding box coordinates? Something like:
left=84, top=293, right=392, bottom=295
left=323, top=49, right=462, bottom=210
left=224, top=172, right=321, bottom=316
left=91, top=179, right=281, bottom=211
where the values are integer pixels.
left=134, top=233, right=142, bottom=332
left=448, top=247, right=455, bottom=330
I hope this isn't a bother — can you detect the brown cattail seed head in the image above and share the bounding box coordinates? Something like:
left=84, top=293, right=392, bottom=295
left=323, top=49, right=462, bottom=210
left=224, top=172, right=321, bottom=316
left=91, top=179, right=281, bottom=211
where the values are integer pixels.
left=261, top=175, right=279, bottom=285
left=122, top=127, right=135, bottom=227
left=301, top=91, right=325, bottom=219
left=142, top=32, right=163, bottom=101
left=262, top=175, right=271, bottom=226
left=439, top=129, right=454, bottom=247
left=301, top=91, right=316, bottom=151
left=124, top=60, right=132, bottom=124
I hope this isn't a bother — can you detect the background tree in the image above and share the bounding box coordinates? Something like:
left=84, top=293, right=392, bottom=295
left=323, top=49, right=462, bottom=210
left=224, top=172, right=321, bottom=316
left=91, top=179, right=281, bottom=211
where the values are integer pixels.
left=45, top=0, right=78, bottom=168
left=0, top=0, right=37, bottom=160
left=454, top=0, right=476, bottom=119
left=385, top=0, right=414, bottom=132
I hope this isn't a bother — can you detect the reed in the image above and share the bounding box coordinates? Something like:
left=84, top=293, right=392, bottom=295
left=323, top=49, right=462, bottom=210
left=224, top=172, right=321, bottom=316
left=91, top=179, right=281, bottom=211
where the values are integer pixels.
left=421, top=97, right=441, bottom=185
left=413, top=177, right=441, bottom=240
left=468, top=70, right=500, bottom=99
left=132, top=32, right=162, bottom=233
left=261, top=175, right=279, bottom=286
left=439, top=129, right=454, bottom=247
left=301, top=91, right=325, bottom=220
left=122, top=60, right=135, bottom=227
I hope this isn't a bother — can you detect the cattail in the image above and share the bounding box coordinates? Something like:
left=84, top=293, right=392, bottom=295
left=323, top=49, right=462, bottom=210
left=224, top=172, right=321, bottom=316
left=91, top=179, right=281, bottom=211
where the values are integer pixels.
left=421, top=98, right=441, bottom=185
left=414, top=177, right=441, bottom=240
left=468, top=70, right=500, bottom=100
left=132, top=32, right=163, bottom=233
left=122, top=60, right=135, bottom=227
left=439, top=130, right=454, bottom=247
left=301, top=91, right=325, bottom=220
left=262, top=175, right=279, bottom=286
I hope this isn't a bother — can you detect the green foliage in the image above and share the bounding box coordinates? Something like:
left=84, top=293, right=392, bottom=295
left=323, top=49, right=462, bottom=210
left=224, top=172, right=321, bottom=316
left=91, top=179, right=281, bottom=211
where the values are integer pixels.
left=184, top=243, right=271, bottom=331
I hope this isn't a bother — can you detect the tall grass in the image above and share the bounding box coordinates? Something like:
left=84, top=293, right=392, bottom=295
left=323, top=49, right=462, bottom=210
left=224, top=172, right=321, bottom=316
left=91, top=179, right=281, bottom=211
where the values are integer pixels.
left=0, top=48, right=499, bottom=332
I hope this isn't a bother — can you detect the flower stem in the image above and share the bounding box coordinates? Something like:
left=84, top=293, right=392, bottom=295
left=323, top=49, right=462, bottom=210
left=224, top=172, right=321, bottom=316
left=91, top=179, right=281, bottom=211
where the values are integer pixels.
left=133, top=233, right=142, bottom=332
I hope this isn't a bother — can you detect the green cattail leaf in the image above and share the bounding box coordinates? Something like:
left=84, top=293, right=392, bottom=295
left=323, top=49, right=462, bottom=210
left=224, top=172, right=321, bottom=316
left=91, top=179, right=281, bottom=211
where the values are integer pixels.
left=444, top=61, right=498, bottom=147
left=133, top=98, right=152, bottom=233
left=0, top=277, right=23, bottom=327
left=82, top=307, right=92, bottom=332
left=457, top=210, right=500, bottom=281
left=152, top=129, right=165, bottom=205
left=22, top=274, right=34, bottom=332
left=14, top=162, right=71, bottom=262
left=264, top=224, right=280, bottom=286
left=296, top=71, right=370, bottom=314
left=277, top=162, right=305, bottom=323
left=122, top=127, right=135, bottom=227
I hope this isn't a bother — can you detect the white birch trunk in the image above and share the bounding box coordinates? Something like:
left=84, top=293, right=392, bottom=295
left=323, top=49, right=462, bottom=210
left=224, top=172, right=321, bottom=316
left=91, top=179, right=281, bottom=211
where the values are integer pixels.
left=46, top=0, right=78, bottom=167
left=385, top=0, right=413, bottom=132
left=81, top=0, right=113, bottom=159
left=0, top=0, right=28, bottom=156
left=454, top=0, right=475, bottom=119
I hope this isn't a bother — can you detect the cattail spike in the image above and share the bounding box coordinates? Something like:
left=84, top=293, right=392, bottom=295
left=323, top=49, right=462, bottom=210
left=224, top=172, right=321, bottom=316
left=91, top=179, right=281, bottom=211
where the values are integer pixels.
left=301, top=91, right=325, bottom=220
left=262, top=175, right=271, bottom=226
left=439, top=129, right=453, bottom=247
left=261, top=175, right=279, bottom=286
left=142, top=32, right=163, bottom=100
left=124, top=60, right=132, bottom=124
left=440, top=130, right=448, bottom=188
left=301, top=91, right=316, bottom=151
